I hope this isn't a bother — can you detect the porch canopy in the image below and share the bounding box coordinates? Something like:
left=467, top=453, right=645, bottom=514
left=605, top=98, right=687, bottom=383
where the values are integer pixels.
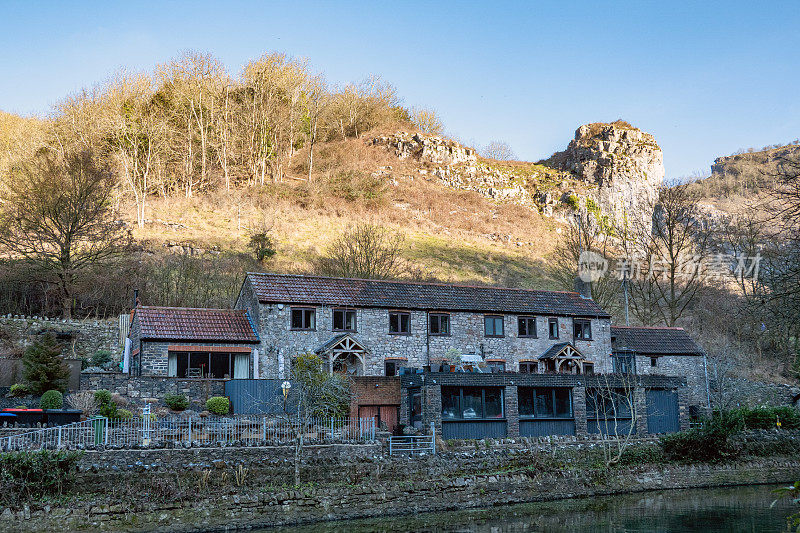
left=538, top=342, right=589, bottom=374
left=316, top=333, right=368, bottom=376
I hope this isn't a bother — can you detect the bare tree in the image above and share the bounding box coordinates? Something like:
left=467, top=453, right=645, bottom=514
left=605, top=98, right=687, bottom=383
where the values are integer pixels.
left=482, top=140, right=517, bottom=161
left=318, top=223, right=406, bottom=279
left=619, top=184, right=713, bottom=326
left=549, top=210, right=620, bottom=314
left=282, top=353, right=351, bottom=485
left=410, top=107, right=444, bottom=135
left=587, top=373, right=642, bottom=466
left=0, top=150, right=129, bottom=318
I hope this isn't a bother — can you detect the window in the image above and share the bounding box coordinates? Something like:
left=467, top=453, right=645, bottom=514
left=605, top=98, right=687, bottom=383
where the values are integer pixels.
left=548, top=318, right=559, bottom=339
left=484, top=315, right=504, bottom=337
left=168, top=351, right=249, bottom=379
left=291, top=307, right=316, bottom=330
left=582, top=362, right=595, bottom=375
left=518, top=387, right=572, bottom=418
left=573, top=319, right=592, bottom=340
left=518, top=316, right=537, bottom=338
left=441, top=387, right=504, bottom=419
left=651, top=357, right=658, bottom=367
left=486, top=361, right=505, bottom=373
left=429, top=313, right=450, bottom=336
left=332, top=309, right=357, bottom=331
left=384, top=360, right=398, bottom=377
left=519, top=361, right=538, bottom=374
left=586, top=389, right=633, bottom=419
left=389, top=312, right=411, bottom=334
left=613, top=352, right=636, bottom=374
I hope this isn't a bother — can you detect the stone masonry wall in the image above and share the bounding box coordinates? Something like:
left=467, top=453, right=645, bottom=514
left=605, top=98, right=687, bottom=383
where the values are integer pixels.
left=636, top=354, right=709, bottom=408
left=0, top=315, right=120, bottom=361
left=80, top=373, right=226, bottom=407
left=246, top=300, right=613, bottom=379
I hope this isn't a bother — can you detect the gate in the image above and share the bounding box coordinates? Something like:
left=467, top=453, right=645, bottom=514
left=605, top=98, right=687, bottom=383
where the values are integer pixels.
left=646, top=389, right=679, bottom=434
left=225, top=379, right=296, bottom=415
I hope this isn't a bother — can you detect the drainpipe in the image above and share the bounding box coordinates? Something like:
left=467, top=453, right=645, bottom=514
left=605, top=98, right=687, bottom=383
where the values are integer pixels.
left=425, top=311, right=430, bottom=368
left=702, top=350, right=712, bottom=410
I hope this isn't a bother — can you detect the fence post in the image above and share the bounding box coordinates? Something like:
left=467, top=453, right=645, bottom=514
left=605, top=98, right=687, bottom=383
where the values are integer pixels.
left=187, top=417, right=192, bottom=444
left=57, top=426, right=62, bottom=448
left=262, top=417, right=266, bottom=441
left=330, top=417, right=334, bottom=440
left=104, top=417, right=109, bottom=445
left=431, top=422, right=436, bottom=455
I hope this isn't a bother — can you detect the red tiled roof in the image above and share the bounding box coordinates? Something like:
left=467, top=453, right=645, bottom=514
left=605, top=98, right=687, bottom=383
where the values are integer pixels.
left=611, top=326, right=702, bottom=356
left=134, top=307, right=259, bottom=343
left=245, top=273, right=610, bottom=318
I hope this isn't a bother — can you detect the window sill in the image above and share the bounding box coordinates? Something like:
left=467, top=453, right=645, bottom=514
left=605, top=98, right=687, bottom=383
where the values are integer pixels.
left=484, top=335, right=505, bottom=339
left=429, top=333, right=451, bottom=337
left=388, top=332, right=412, bottom=336
left=290, top=328, right=316, bottom=332
left=332, top=329, right=357, bottom=333
left=518, top=335, right=538, bottom=339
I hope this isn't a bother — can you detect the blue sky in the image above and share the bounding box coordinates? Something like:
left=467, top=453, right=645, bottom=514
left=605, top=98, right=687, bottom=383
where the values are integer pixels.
left=1, top=1, right=798, bottom=179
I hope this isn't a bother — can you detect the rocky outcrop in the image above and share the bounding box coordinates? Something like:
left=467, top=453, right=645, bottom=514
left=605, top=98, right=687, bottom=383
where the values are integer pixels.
left=370, top=132, right=477, bottom=165
left=544, top=121, right=664, bottom=221
left=370, top=123, right=664, bottom=223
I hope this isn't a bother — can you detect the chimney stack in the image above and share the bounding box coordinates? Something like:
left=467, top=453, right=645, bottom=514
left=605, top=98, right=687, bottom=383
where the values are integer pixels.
left=133, top=289, right=140, bottom=309
left=573, top=277, right=592, bottom=299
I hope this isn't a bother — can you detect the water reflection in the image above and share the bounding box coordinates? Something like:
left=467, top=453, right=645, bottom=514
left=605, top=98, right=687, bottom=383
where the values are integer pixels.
left=263, top=485, right=794, bottom=532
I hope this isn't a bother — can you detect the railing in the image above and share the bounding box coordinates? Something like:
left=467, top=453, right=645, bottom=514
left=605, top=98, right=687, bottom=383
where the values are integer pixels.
left=0, top=416, right=376, bottom=451
left=388, top=423, right=436, bottom=456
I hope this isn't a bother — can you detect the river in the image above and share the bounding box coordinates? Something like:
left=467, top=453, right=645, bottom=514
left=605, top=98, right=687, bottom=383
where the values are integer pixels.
left=261, top=485, right=796, bottom=532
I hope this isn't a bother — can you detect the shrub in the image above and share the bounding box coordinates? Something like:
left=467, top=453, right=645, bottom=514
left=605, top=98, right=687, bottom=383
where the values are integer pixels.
left=22, top=333, right=69, bottom=395
left=90, top=350, right=112, bottom=368
left=93, top=389, right=112, bottom=405
left=0, top=450, right=83, bottom=506
left=661, top=411, right=742, bottom=463
left=66, top=391, right=96, bottom=415
left=731, top=406, right=800, bottom=430
left=115, top=408, right=133, bottom=420
left=248, top=231, right=277, bottom=262
left=164, top=394, right=189, bottom=411
left=40, top=389, right=63, bottom=409
left=564, top=193, right=580, bottom=210
left=93, top=389, right=117, bottom=418
left=206, top=396, right=230, bottom=416
left=9, top=383, right=28, bottom=397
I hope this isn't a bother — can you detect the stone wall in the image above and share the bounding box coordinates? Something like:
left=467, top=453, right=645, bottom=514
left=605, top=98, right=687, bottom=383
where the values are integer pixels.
left=79, top=373, right=226, bottom=408
left=635, top=354, right=709, bottom=408
left=3, top=447, right=798, bottom=532
left=0, top=315, right=121, bottom=363
left=243, top=299, right=614, bottom=379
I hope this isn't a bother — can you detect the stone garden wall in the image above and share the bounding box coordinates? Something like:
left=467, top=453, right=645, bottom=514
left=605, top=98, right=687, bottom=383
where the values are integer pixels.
left=79, top=373, right=226, bottom=409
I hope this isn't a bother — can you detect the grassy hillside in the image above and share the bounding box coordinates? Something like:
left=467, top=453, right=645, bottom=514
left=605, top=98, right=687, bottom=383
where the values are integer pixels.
left=130, top=135, right=563, bottom=291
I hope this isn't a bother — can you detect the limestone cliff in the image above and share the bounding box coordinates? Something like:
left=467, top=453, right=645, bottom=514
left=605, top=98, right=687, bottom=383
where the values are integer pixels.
left=370, top=121, right=665, bottom=223
left=542, top=121, right=664, bottom=220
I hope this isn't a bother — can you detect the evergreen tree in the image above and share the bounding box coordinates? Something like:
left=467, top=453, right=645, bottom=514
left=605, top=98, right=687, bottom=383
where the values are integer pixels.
left=22, top=333, right=70, bottom=395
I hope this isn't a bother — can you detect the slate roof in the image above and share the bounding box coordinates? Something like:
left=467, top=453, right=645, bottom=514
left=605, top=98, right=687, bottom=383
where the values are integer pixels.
left=133, top=306, right=259, bottom=343
left=539, top=342, right=583, bottom=360
left=610, top=326, right=702, bottom=356
left=244, top=273, right=610, bottom=318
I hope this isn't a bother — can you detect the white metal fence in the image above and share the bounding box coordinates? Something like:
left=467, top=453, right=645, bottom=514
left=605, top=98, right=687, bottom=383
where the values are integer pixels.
left=0, top=416, right=376, bottom=451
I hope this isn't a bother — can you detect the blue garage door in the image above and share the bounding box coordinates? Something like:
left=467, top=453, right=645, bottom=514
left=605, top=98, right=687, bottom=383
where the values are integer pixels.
left=646, top=389, right=679, bottom=434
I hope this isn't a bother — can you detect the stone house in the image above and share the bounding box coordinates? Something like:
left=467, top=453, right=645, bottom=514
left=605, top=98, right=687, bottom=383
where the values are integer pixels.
left=128, top=307, right=260, bottom=378
left=234, top=272, right=614, bottom=379
left=610, top=325, right=709, bottom=409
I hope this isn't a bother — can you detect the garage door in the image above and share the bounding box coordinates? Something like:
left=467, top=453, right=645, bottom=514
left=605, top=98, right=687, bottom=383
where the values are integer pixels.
left=646, top=389, right=679, bottom=434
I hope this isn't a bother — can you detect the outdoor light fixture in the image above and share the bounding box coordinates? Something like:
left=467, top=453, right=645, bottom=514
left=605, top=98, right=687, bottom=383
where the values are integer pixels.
left=281, top=380, right=291, bottom=399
